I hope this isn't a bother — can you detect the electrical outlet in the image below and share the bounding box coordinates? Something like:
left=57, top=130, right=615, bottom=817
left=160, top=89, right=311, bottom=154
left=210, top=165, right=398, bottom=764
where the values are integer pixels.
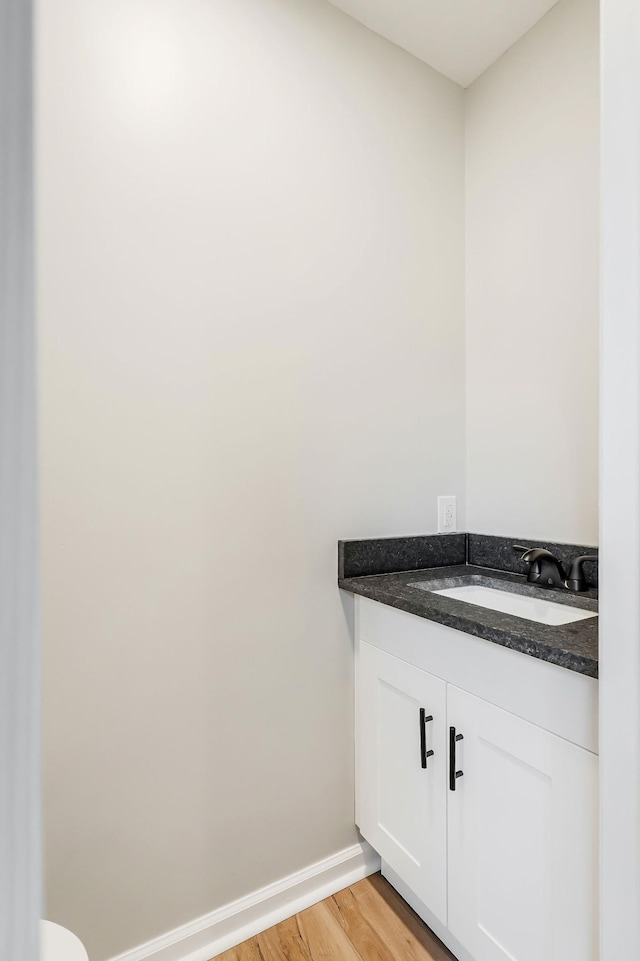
left=438, top=495, right=457, bottom=534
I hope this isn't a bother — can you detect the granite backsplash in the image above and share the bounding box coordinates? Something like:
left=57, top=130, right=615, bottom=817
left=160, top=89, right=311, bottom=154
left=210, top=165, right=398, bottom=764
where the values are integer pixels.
left=339, top=532, right=598, bottom=589
left=338, top=533, right=466, bottom=579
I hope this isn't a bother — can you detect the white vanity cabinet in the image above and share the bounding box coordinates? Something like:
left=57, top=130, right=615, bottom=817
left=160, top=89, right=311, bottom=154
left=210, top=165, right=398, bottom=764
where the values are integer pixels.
left=356, top=643, right=448, bottom=923
left=354, top=597, right=599, bottom=961
left=447, top=684, right=598, bottom=961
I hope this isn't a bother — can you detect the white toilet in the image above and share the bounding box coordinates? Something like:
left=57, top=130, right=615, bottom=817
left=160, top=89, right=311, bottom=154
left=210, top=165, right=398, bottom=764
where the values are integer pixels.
left=41, top=921, right=89, bottom=961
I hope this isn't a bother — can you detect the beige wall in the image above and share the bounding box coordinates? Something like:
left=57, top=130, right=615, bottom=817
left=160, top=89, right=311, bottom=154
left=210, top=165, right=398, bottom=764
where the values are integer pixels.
left=465, top=0, right=599, bottom=543
left=37, top=2, right=465, bottom=958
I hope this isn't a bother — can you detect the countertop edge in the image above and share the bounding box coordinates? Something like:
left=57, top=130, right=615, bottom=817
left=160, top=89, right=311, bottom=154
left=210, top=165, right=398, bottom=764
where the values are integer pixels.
left=339, top=573, right=599, bottom=680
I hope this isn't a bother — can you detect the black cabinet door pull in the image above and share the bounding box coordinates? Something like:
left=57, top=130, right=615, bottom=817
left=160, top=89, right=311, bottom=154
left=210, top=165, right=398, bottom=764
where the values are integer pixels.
left=449, top=726, right=464, bottom=790
left=419, top=709, right=434, bottom=769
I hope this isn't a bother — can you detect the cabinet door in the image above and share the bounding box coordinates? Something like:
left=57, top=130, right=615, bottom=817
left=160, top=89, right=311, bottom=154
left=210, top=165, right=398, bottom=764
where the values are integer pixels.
left=356, top=641, right=447, bottom=924
left=447, top=685, right=598, bottom=961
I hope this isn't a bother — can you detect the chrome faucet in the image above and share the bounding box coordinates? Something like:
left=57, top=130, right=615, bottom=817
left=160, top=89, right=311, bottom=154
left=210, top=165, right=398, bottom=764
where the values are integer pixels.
left=513, top=546, right=598, bottom=593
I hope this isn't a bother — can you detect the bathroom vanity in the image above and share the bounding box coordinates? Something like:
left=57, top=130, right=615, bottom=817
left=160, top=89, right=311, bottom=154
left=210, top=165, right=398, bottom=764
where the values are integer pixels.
left=340, top=534, right=599, bottom=961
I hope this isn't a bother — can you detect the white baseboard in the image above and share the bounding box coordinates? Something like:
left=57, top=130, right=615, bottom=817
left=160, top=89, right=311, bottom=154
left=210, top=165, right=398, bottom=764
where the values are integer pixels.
left=106, top=841, right=381, bottom=961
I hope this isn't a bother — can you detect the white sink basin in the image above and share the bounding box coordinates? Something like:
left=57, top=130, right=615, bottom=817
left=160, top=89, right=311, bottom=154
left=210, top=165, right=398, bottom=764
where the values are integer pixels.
left=432, top=584, right=597, bottom=626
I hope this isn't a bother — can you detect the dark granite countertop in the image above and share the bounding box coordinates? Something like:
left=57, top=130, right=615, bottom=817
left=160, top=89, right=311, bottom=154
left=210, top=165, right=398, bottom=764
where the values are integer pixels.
left=339, top=564, right=599, bottom=678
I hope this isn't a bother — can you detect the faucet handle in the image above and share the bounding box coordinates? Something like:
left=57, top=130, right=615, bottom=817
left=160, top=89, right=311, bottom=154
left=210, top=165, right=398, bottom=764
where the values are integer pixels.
left=513, top=544, right=540, bottom=562
left=565, top=554, right=598, bottom=593
left=513, top=545, right=559, bottom=565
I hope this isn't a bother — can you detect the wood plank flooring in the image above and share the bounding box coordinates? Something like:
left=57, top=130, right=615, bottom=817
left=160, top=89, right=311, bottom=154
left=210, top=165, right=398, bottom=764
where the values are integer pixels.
left=215, top=873, right=456, bottom=961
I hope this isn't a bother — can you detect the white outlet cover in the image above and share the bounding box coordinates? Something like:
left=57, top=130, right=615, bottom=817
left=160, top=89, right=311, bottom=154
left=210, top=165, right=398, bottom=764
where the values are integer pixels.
left=438, top=495, right=457, bottom=533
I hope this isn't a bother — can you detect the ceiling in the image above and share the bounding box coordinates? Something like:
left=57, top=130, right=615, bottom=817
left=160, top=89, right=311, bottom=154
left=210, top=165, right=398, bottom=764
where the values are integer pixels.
left=327, top=0, right=561, bottom=87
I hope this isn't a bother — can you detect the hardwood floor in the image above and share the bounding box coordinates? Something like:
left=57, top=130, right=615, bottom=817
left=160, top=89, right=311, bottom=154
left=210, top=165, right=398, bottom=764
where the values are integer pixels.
left=214, top=873, right=456, bottom=961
